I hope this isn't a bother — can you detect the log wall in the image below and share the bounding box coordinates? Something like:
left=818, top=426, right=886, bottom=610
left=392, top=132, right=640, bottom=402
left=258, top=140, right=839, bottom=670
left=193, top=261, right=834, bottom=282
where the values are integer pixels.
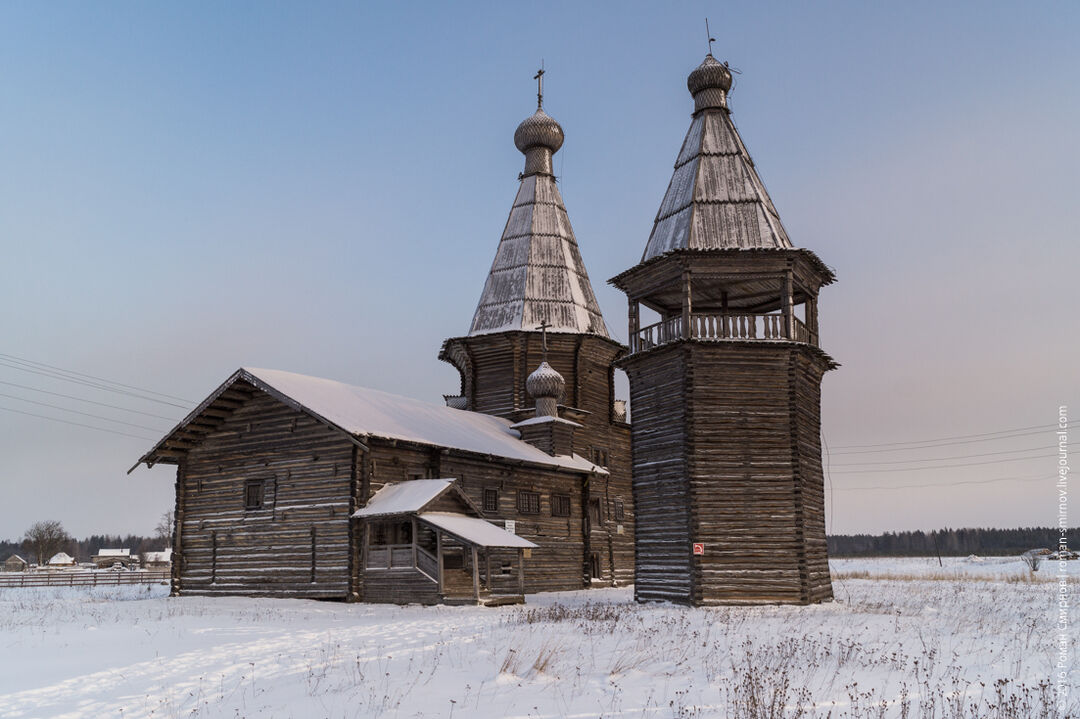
left=621, top=341, right=833, bottom=605
left=177, top=391, right=354, bottom=599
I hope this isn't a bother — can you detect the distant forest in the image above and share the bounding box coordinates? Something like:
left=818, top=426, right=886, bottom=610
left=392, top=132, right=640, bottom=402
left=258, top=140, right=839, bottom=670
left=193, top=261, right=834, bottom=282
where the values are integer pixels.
left=1, top=534, right=166, bottom=563
left=4, top=527, right=1075, bottom=563
left=828, top=527, right=1078, bottom=557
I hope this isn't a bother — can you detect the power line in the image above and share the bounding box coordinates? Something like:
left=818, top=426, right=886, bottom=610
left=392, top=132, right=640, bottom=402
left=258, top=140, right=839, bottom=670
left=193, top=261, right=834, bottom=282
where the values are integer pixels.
left=0, top=352, right=194, bottom=403
left=831, top=421, right=1067, bottom=451
left=829, top=454, right=1053, bottom=474
left=831, top=441, right=1079, bottom=468
left=0, top=379, right=180, bottom=421
left=0, top=392, right=170, bottom=432
left=835, top=474, right=1050, bottom=491
left=0, top=405, right=157, bottom=441
left=829, top=427, right=1060, bottom=455
left=0, top=359, right=190, bottom=409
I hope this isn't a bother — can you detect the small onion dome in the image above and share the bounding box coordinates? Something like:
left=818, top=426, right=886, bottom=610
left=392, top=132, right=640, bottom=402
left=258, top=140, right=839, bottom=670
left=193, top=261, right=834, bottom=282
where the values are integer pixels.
left=525, top=360, right=565, bottom=400
left=687, top=53, right=733, bottom=96
left=514, top=109, right=565, bottom=154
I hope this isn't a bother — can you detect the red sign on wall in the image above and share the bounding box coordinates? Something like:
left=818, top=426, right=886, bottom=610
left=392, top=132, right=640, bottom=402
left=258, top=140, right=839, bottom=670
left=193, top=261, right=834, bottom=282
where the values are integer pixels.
left=692, top=543, right=705, bottom=555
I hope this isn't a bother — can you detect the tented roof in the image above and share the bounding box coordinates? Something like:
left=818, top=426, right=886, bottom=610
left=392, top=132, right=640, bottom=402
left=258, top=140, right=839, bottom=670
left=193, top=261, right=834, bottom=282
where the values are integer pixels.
left=468, top=120, right=610, bottom=337
left=418, top=512, right=537, bottom=549
left=642, top=68, right=794, bottom=262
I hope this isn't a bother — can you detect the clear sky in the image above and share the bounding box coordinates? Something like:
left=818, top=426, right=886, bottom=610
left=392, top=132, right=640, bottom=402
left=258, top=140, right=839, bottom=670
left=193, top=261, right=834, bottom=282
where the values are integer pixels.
left=1, top=1, right=1076, bottom=539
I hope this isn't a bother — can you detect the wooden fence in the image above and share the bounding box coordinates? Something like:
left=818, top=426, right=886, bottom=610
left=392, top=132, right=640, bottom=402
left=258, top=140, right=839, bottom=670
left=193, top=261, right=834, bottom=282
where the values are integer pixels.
left=0, top=571, right=170, bottom=588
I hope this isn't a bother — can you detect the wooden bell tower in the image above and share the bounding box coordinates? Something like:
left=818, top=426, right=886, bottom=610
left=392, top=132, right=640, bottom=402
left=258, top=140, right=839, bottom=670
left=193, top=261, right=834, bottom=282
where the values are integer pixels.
left=610, top=54, right=837, bottom=605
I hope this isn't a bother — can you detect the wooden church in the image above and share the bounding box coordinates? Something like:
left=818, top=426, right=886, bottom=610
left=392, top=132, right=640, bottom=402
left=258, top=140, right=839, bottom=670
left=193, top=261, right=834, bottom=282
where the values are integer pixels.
left=133, top=53, right=835, bottom=607
left=132, top=80, right=634, bottom=604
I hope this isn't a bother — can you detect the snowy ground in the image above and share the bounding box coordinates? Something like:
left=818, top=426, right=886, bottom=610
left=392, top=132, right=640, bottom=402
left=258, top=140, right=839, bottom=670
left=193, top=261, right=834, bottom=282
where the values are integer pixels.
left=0, top=558, right=1076, bottom=719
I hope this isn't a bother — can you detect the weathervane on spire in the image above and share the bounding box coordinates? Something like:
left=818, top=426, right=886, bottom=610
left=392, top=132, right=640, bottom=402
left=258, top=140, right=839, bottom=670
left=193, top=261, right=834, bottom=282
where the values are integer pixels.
left=534, top=61, right=545, bottom=110
left=705, top=18, right=716, bottom=55
left=538, top=319, right=551, bottom=360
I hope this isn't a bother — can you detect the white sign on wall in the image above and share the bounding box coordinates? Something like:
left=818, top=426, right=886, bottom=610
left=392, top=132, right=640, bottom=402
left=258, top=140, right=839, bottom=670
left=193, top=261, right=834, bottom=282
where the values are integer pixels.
left=504, top=520, right=516, bottom=535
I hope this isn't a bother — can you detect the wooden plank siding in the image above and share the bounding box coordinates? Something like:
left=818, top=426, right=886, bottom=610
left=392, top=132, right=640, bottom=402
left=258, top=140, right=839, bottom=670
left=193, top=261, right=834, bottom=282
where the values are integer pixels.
left=439, top=331, right=635, bottom=587
left=621, top=341, right=833, bottom=605
left=624, top=346, right=692, bottom=603
left=177, top=392, right=354, bottom=598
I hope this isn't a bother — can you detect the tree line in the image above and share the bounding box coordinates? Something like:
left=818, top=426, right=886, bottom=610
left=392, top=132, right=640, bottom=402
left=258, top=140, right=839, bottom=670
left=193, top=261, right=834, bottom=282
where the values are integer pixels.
left=2, top=515, right=172, bottom=565
left=828, top=526, right=1078, bottom=557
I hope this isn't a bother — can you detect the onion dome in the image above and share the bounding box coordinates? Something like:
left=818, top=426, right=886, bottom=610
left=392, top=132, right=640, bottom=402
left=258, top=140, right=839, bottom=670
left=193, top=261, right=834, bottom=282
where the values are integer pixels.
left=526, top=361, right=565, bottom=400
left=687, top=54, right=732, bottom=112
left=514, top=109, right=564, bottom=154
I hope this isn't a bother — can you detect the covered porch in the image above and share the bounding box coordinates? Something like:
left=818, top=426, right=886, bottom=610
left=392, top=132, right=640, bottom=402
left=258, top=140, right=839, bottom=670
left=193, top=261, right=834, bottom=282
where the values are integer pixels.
left=355, top=479, right=537, bottom=606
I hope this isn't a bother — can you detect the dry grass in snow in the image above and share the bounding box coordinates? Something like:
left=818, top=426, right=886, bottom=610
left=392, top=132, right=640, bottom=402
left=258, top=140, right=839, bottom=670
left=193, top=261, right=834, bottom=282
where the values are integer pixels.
left=0, top=558, right=1076, bottom=718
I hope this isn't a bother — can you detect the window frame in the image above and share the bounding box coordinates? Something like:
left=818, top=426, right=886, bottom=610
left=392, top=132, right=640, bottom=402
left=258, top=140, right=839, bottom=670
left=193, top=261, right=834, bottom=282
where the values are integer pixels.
left=244, top=479, right=266, bottom=511
left=482, top=488, right=499, bottom=514
left=517, top=490, right=541, bottom=515
left=551, top=493, right=571, bottom=517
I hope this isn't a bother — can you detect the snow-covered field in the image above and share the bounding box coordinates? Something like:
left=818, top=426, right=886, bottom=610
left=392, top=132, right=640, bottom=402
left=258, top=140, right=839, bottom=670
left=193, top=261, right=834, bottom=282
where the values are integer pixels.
left=1, top=558, right=1076, bottom=719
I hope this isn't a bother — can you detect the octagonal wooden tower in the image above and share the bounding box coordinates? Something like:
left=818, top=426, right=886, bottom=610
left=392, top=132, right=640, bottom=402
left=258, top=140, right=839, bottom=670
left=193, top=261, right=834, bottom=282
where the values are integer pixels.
left=610, top=55, right=837, bottom=605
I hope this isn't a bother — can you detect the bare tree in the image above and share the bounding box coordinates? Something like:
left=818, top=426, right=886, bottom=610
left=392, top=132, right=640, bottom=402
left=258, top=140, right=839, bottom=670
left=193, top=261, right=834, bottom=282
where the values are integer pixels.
left=154, top=510, right=174, bottom=549
left=22, top=520, right=72, bottom=566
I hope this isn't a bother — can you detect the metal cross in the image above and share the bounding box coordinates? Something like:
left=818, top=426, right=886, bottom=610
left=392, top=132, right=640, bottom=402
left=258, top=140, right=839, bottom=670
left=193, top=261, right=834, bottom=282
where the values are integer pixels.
left=534, top=63, right=545, bottom=110
left=538, top=319, right=551, bottom=359
left=705, top=18, right=716, bottom=55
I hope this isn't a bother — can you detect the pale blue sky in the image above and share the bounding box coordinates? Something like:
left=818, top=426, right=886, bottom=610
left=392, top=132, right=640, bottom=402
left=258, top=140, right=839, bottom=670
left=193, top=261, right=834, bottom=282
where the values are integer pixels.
left=1, top=1, right=1076, bottom=537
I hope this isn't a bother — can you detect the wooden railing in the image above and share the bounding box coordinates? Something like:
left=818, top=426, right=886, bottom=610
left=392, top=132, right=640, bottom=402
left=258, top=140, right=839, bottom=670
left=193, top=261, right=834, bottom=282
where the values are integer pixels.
left=0, top=571, right=170, bottom=588
left=631, top=313, right=818, bottom=353
left=416, top=546, right=439, bottom=581
left=367, top=543, right=439, bottom=581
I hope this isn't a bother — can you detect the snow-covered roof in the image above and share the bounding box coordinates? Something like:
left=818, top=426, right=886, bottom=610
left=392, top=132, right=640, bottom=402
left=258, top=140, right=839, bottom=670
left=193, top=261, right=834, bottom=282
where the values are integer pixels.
left=5, top=554, right=26, bottom=564
left=47, top=552, right=75, bottom=565
left=353, top=479, right=454, bottom=518
left=137, top=368, right=606, bottom=475
left=143, top=549, right=172, bottom=563
left=418, top=512, right=537, bottom=549
left=96, top=548, right=130, bottom=557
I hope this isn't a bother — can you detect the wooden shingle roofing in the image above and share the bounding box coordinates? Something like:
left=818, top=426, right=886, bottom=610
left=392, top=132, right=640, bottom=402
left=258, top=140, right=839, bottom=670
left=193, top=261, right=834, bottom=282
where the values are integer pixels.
left=467, top=105, right=610, bottom=338
left=642, top=55, right=795, bottom=261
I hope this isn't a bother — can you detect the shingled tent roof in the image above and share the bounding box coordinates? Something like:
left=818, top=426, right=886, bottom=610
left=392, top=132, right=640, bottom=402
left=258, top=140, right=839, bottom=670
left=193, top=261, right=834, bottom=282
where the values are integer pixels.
left=642, top=54, right=794, bottom=262
left=467, top=96, right=609, bottom=338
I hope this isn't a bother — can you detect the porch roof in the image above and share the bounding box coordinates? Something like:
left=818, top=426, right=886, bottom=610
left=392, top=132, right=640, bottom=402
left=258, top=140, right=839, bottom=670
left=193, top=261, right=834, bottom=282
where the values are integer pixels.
left=353, top=479, right=454, bottom=518
left=418, top=512, right=537, bottom=549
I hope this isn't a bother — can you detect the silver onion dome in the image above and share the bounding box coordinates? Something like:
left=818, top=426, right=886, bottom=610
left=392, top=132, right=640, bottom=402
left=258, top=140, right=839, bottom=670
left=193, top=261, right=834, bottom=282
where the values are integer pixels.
left=514, top=109, right=565, bottom=154
left=526, top=361, right=565, bottom=400
left=687, top=54, right=732, bottom=111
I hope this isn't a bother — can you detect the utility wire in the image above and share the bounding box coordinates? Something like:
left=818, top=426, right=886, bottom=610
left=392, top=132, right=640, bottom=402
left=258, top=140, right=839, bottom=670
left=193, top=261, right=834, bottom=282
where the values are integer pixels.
left=831, top=421, right=1067, bottom=451
left=0, top=379, right=180, bottom=421
left=0, top=359, right=190, bottom=409
left=831, top=441, right=1079, bottom=468
left=835, top=474, right=1050, bottom=491
left=0, top=392, right=170, bottom=432
left=0, top=352, right=194, bottom=403
left=0, top=405, right=157, bottom=441
left=829, top=454, right=1052, bottom=474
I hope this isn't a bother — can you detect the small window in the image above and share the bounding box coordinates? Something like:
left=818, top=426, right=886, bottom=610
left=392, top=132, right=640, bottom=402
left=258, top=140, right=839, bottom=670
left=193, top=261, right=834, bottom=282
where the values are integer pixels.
left=551, top=494, right=571, bottom=517
left=483, top=488, right=499, bottom=513
left=614, top=498, right=625, bottom=521
left=517, top=490, right=540, bottom=515
left=244, top=480, right=265, bottom=510
left=588, top=498, right=602, bottom=525
left=591, top=447, right=609, bottom=467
